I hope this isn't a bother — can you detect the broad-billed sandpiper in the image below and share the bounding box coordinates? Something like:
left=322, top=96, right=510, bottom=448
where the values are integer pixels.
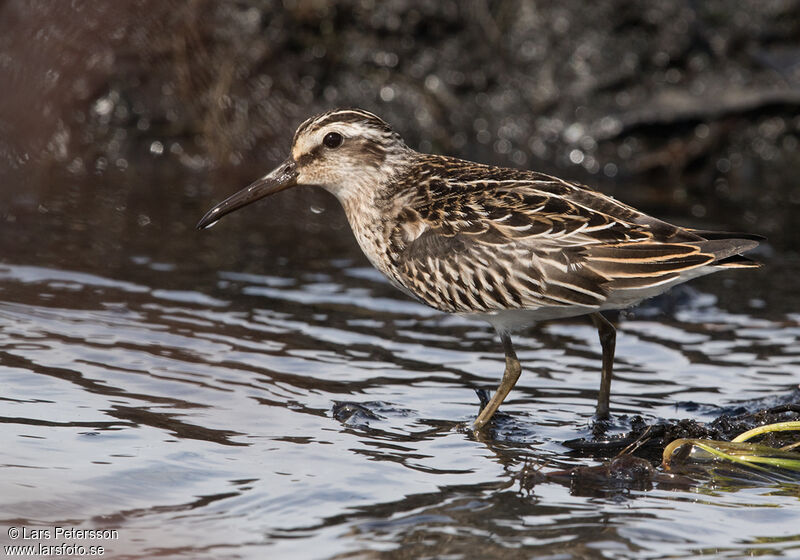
left=198, top=108, right=761, bottom=430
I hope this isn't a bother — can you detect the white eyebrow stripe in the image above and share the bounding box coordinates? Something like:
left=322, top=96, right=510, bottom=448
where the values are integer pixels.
left=292, top=121, right=390, bottom=160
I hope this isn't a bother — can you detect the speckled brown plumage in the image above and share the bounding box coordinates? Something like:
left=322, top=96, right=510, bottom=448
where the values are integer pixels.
left=198, top=108, right=761, bottom=430
left=378, top=153, right=760, bottom=318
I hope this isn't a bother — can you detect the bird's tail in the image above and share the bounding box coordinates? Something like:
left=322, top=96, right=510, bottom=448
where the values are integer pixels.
left=690, top=230, right=764, bottom=269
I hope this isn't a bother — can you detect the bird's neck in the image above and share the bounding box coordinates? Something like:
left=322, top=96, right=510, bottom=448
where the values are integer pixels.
left=335, top=150, right=416, bottom=225
left=334, top=157, right=417, bottom=288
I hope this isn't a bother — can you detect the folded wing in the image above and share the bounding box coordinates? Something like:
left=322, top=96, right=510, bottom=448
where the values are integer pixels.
left=389, top=166, right=760, bottom=314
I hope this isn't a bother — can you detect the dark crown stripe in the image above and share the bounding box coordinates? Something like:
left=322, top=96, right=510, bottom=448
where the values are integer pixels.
left=295, top=109, right=394, bottom=143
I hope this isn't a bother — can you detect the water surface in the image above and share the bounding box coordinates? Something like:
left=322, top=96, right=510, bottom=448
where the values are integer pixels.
left=0, top=167, right=798, bottom=559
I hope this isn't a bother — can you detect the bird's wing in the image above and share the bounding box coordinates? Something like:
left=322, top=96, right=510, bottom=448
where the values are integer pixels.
left=388, top=170, right=721, bottom=313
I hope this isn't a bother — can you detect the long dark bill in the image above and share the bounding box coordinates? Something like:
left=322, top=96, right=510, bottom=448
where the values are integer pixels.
left=196, top=158, right=298, bottom=230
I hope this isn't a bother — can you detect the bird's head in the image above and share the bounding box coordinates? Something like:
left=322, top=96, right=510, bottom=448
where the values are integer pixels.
left=197, top=108, right=410, bottom=229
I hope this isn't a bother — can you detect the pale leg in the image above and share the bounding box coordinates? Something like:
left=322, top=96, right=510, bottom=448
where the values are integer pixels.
left=473, top=332, right=521, bottom=430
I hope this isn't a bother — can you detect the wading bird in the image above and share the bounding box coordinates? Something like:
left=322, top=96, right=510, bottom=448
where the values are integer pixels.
left=198, top=109, right=760, bottom=430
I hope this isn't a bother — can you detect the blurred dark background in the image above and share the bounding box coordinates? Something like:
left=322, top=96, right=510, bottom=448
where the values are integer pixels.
left=0, top=0, right=798, bottom=280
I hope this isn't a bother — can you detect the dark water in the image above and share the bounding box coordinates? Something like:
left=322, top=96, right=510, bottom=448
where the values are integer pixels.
left=0, top=165, right=798, bottom=559
left=2, top=2, right=800, bottom=557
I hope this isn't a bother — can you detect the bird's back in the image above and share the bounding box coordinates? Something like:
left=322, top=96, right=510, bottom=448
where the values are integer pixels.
left=376, top=153, right=759, bottom=321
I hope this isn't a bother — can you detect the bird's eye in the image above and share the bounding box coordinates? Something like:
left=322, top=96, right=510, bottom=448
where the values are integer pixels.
left=323, top=132, right=343, bottom=149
